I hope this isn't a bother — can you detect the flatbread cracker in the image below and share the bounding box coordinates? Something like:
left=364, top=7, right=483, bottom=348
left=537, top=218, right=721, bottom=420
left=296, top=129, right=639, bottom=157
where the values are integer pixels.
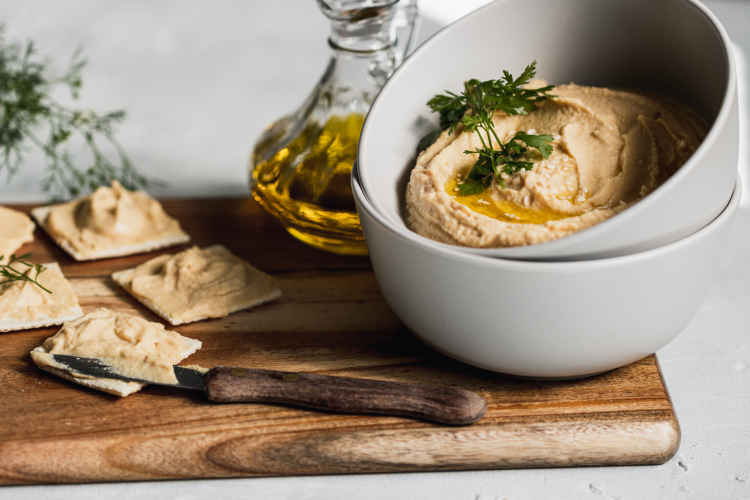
left=0, top=262, right=83, bottom=332
left=31, top=335, right=202, bottom=397
left=112, top=244, right=282, bottom=325
left=0, top=206, right=35, bottom=265
left=31, top=202, right=190, bottom=262
left=0, top=311, right=83, bottom=332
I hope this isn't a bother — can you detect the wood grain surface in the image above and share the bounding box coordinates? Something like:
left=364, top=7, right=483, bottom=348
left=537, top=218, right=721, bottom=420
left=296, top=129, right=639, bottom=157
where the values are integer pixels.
left=0, top=198, right=680, bottom=485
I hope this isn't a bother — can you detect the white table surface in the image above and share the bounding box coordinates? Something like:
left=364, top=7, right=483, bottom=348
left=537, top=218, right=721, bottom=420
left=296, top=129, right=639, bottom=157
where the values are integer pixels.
left=1, top=1, right=749, bottom=498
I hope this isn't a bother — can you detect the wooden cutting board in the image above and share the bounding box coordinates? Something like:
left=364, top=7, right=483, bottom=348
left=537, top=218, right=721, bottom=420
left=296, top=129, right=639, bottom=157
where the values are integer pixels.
left=0, top=198, right=679, bottom=485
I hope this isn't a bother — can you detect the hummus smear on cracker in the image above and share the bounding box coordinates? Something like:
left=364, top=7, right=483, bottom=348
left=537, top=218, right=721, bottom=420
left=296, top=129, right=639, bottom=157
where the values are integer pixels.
left=112, top=245, right=281, bottom=325
left=31, top=181, right=189, bottom=260
left=0, top=206, right=35, bottom=264
left=31, top=308, right=201, bottom=396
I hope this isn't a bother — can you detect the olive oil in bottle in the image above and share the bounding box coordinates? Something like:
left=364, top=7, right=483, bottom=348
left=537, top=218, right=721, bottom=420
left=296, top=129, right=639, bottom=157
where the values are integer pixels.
left=248, top=0, right=418, bottom=255
left=251, top=114, right=365, bottom=255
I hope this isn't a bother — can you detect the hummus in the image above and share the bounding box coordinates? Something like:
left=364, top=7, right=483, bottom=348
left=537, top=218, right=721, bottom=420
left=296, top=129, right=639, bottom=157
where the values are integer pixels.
left=31, top=308, right=200, bottom=385
left=0, top=262, right=83, bottom=332
left=112, top=245, right=282, bottom=325
left=39, top=181, right=189, bottom=259
left=406, top=84, right=707, bottom=248
left=0, top=206, right=35, bottom=264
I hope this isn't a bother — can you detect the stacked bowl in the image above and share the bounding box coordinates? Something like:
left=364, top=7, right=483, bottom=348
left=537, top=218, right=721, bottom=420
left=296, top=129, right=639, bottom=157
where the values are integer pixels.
left=353, top=0, right=740, bottom=379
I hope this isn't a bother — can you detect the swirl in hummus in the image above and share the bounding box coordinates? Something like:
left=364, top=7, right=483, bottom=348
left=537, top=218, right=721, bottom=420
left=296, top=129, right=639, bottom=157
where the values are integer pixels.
left=406, top=83, right=708, bottom=248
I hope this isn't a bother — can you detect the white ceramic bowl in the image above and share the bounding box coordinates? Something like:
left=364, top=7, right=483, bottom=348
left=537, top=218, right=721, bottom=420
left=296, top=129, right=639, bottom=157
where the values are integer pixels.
left=358, top=0, right=738, bottom=261
left=353, top=166, right=740, bottom=378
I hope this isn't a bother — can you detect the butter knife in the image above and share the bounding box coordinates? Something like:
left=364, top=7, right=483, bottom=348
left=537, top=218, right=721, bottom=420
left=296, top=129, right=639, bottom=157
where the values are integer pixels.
left=49, top=354, right=487, bottom=425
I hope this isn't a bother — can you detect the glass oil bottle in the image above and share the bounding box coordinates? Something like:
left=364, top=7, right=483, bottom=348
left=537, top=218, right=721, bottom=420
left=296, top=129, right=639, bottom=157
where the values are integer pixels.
left=250, top=0, right=418, bottom=255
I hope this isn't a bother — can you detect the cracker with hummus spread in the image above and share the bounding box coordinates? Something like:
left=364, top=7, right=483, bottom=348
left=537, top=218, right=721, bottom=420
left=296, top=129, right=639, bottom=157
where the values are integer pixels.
left=31, top=308, right=202, bottom=397
left=112, top=244, right=282, bottom=325
left=0, top=262, right=83, bottom=332
left=0, top=206, right=35, bottom=265
left=31, top=181, right=190, bottom=261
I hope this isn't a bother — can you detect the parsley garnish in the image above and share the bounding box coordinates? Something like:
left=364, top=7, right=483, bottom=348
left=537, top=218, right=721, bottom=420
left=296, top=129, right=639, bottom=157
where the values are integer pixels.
left=0, top=253, right=51, bottom=294
left=418, top=61, right=556, bottom=195
left=457, top=131, right=552, bottom=195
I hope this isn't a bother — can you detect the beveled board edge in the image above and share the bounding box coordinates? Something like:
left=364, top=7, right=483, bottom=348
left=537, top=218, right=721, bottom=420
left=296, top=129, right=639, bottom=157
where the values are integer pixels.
left=0, top=365, right=680, bottom=485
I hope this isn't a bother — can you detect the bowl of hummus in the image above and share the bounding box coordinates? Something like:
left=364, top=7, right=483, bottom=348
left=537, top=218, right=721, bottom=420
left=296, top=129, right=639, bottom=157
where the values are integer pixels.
left=357, top=0, right=738, bottom=261
left=353, top=166, right=741, bottom=378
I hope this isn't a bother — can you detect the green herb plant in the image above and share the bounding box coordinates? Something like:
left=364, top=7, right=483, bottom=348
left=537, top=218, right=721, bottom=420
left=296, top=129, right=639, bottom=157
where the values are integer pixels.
left=419, top=61, right=556, bottom=195
left=0, top=253, right=51, bottom=293
left=0, top=27, right=158, bottom=200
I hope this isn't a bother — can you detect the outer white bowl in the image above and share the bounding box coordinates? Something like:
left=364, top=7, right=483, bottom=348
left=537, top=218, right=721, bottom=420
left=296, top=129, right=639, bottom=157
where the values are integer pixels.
left=358, top=0, right=738, bottom=261
left=354, top=167, right=741, bottom=378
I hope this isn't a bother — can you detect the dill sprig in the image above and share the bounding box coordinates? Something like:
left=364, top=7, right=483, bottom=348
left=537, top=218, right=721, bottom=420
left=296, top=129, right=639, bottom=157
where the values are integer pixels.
left=0, top=253, right=51, bottom=294
left=418, top=61, right=556, bottom=195
left=0, top=27, right=159, bottom=201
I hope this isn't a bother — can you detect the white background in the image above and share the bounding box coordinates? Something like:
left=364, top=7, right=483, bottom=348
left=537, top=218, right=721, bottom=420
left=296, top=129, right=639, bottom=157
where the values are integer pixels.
left=0, top=1, right=749, bottom=499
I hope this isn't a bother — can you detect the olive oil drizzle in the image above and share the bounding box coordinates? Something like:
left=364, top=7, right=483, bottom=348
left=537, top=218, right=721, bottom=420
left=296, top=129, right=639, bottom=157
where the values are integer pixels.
left=444, top=169, right=578, bottom=225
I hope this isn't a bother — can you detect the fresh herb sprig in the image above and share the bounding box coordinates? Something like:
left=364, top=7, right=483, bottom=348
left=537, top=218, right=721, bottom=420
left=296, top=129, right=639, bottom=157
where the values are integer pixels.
left=0, top=27, right=159, bottom=200
left=418, top=61, right=556, bottom=195
left=416, top=101, right=468, bottom=152
left=459, top=131, right=554, bottom=195
left=0, top=253, right=51, bottom=294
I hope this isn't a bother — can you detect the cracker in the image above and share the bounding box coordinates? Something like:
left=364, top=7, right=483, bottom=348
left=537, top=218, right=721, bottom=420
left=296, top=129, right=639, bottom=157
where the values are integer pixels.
left=0, top=262, right=83, bottom=332
left=112, top=244, right=282, bottom=325
left=31, top=335, right=202, bottom=397
left=0, top=206, right=35, bottom=265
left=31, top=204, right=190, bottom=261
left=0, top=311, right=83, bottom=333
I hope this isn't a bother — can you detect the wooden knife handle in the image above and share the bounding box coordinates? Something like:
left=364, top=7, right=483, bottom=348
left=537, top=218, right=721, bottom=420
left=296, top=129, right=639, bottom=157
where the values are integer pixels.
left=205, top=366, right=486, bottom=426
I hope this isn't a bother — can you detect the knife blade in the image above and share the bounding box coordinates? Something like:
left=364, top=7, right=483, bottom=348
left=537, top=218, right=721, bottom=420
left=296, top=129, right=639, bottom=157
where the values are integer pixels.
left=50, top=354, right=486, bottom=425
left=52, top=354, right=207, bottom=390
